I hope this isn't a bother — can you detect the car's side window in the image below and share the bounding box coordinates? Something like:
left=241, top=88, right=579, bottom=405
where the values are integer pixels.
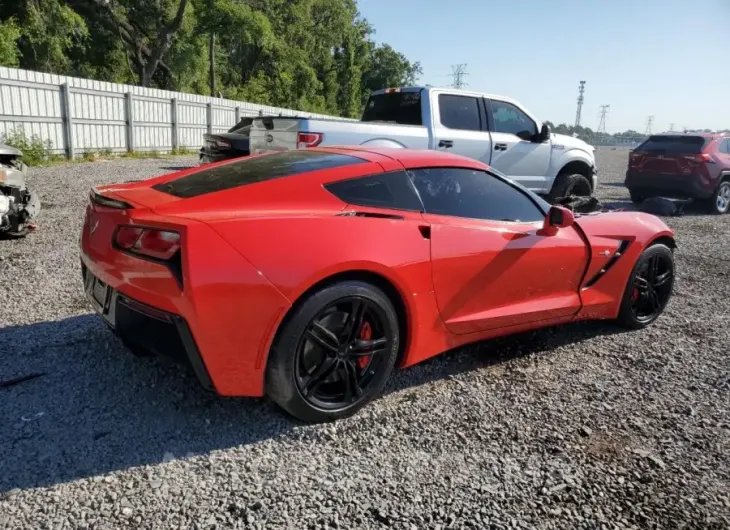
left=437, top=94, right=482, bottom=132
left=490, top=100, right=538, bottom=141
left=324, top=171, right=424, bottom=212
left=720, top=139, right=730, bottom=154
left=407, top=167, right=545, bottom=222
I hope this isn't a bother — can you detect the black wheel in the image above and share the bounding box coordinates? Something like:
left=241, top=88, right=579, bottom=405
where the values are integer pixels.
left=706, top=179, right=730, bottom=215
left=266, top=280, right=400, bottom=423
left=547, top=172, right=593, bottom=203
left=616, top=243, right=674, bottom=329
left=628, top=189, right=645, bottom=205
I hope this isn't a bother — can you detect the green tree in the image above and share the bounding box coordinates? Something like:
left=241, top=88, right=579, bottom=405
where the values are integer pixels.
left=0, top=18, right=21, bottom=67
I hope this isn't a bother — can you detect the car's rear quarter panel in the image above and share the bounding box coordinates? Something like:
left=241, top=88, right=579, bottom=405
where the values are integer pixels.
left=206, top=213, right=464, bottom=370
left=81, top=205, right=292, bottom=397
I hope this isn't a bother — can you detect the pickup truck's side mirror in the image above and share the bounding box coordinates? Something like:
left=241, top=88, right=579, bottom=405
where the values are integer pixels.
left=541, top=206, right=574, bottom=236
left=538, top=123, right=550, bottom=143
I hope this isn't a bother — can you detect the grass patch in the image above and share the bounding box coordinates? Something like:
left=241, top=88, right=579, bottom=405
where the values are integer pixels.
left=1, top=129, right=61, bottom=166
left=1, top=129, right=200, bottom=167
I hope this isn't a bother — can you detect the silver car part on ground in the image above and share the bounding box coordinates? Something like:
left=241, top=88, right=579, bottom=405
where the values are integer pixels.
left=0, top=143, right=41, bottom=237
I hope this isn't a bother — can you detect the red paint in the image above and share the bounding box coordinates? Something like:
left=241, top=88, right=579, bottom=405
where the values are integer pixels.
left=80, top=147, right=675, bottom=397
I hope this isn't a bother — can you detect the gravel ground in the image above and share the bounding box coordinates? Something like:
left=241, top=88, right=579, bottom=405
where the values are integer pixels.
left=1, top=151, right=729, bottom=530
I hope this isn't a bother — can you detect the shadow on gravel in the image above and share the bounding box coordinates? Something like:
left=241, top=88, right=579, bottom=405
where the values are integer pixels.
left=0, top=314, right=627, bottom=494
left=385, top=320, right=628, bottom=395
left=0, top=314, right=292, bottom=494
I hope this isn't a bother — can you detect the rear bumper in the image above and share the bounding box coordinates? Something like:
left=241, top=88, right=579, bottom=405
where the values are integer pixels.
left=625, top=172, right=713, bottom=199
left=81, top=260, right=214, bottom=391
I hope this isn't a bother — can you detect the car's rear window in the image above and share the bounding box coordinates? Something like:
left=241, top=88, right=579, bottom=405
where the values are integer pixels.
left=152, top=150, right=366, bottom=198
left=361, top=91, right=423, bottom=126
left=636, top=135, right=708, bottom=154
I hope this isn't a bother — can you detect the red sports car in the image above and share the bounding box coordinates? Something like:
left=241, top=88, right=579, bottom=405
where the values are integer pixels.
left=80, top=147, right=676, bottom=422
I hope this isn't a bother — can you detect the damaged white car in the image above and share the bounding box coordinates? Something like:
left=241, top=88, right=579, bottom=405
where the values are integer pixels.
left=0, top=144, right=41, bottom=238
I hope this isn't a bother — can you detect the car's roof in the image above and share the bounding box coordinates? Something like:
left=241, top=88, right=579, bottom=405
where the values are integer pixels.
left=306, top=145, right=489, bottom=170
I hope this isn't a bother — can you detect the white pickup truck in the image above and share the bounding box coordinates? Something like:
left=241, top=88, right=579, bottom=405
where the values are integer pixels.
left=248, top=86, right=598, bottom=202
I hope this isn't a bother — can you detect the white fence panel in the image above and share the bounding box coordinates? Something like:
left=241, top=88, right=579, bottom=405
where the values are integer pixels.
left=0, top=66, right=354, bottom=158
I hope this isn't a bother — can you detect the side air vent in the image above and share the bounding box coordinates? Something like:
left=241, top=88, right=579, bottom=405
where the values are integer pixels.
left=583, top=240, right=631, bottom=288
left=336, top=211, right=404, bottom=220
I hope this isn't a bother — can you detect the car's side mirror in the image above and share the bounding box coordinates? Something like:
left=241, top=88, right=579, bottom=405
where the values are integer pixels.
left=538, top=123, right=550, bottom=143
left=541, top=206, right=574, bottom=236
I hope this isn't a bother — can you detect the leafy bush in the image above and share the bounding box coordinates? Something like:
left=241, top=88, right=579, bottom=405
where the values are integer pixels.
left=1, top=129, right=56, bottom=166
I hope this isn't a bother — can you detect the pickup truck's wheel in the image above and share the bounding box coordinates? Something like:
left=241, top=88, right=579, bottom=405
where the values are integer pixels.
left=547, top=172, right=592, bottom=203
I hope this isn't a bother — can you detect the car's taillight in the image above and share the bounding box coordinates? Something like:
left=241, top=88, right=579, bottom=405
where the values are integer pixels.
left=683, top=153, right=713, bottom=163
left=297, top=132, right=323, bottom=149
left=214, top=139, right=231, bottom=149
left=114, top=225, right=180, bottom=260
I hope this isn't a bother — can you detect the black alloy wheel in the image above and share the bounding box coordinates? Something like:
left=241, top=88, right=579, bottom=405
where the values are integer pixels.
left=617, top=243, right=675, bottom=329
left=266, top=281, right=400, bottom=422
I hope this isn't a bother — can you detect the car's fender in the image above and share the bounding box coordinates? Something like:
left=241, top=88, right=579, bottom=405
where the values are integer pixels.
left=573, top=211, right=675, bottom=321
left=548, top=147, right=596, bottom=181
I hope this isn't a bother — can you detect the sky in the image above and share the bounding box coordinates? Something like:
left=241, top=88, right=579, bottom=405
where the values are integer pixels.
left=356, top=0, right=730, bottom=134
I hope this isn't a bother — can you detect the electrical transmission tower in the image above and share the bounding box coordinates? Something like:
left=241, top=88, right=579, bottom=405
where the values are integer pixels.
left=574, top=81, right=586, bottom=128
left=597, top=105, right=610, bottom=134
left=450, top=64, right=469, bottom=89
left=669, top=123, right=675, bottom=132
left=645, top=115, right=654, bottom=135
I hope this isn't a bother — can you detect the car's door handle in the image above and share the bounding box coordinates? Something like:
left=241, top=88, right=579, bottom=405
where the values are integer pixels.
left=438, top=140, right=454, bottom=148
left=494, top=143, right=507, bottom=151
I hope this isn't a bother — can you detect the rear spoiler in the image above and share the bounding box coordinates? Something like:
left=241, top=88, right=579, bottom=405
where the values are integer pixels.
left=89, top=187, right=134, bottom=210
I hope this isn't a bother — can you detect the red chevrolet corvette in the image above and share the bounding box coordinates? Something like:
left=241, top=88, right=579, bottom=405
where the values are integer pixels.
left=80, top=147, right=676, bottom=422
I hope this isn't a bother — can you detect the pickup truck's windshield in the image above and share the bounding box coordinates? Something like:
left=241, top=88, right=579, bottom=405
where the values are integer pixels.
left=361, top=91, right=423, bottom=126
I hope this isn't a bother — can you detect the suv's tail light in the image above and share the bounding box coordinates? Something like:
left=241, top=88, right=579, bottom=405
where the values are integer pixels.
left=297, top=132, right=323, bottom=149
left=114, top=225, right=180, bottom=260
left=682, top=153, right=714, bottom=163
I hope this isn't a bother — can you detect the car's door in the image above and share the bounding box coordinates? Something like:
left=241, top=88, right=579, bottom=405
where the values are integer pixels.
left=486, top=98, right=552, bottom=192
left=430, top=91, right=493, bottom=164
left=408, top=166, right=589, bottom=335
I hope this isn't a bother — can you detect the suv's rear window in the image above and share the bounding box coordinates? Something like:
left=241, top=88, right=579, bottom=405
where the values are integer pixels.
left=152, top=150, right=365, bottom=198
left=361, top=91, right=423, bottom=126
left=636, top=135, right=708, bottom=154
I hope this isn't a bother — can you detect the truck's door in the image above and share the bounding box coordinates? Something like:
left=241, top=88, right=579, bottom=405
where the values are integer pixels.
left=430, top=90, right=492, bottom=164
left=485, top=98, right=552, bottom=193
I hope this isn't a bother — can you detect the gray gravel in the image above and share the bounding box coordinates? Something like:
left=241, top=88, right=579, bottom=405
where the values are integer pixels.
left=1, top=151, right=729, bottom=529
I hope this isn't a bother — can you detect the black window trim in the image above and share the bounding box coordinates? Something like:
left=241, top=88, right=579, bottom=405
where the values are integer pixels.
left=436, top=93, right=486, bottom=132
left=323, top=170, right=426, bottom=214
left=486, top=98, right=539, bottom=142
left=404, top=165, right=549, bottom=223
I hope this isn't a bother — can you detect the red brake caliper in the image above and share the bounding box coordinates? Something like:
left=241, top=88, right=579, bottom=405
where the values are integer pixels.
left=357, top=321, right=372, bottom=369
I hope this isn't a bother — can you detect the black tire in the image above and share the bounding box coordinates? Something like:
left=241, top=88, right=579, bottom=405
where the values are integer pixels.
left=705, top=179, right=730, bottom=215
left=628, top=189, right=645, bottom=205
left=616, top=243, right=674, bottom=329
left=547, top=172, right=593, bottom=203
left=265, top=280, right=400, bottom=423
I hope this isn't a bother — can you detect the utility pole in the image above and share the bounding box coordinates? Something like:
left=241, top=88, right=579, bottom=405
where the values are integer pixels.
left=597, top=105, right=610, bottom=134
left=574, top=81, right=586, bottom=128
left=450, top=64, right=469, bottom=89
left=645, top=115, right=654, bottom=136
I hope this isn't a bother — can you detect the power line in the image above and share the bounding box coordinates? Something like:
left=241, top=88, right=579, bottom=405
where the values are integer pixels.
left=645, top=115, right=654, bottom=135
left=597, top=105, right=610, bottom=134
left=574, top=81, right=586, bottom=128
left=450, top=64, right=469, bottom=89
